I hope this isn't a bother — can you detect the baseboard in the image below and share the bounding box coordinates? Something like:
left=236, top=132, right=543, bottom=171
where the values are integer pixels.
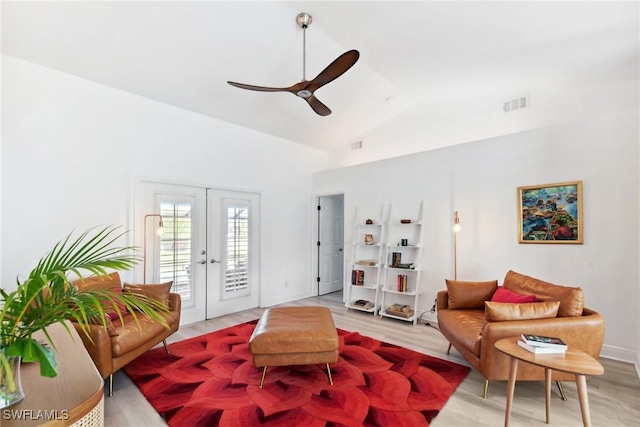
left=599, top=343, right=637, bottom=366
left=419, top=311, right=438, bottom=324
left=261, top=290, right=313, bottom=308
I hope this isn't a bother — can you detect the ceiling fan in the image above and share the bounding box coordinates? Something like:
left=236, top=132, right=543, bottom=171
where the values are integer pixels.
left=227, top=13, right=360, bottom=116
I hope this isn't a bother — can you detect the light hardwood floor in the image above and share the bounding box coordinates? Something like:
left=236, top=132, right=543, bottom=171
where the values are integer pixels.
left=105, top=292, right=640, bottom=426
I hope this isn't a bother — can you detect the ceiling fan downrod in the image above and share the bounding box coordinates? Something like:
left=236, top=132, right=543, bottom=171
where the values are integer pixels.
left=296, top=13, right=313, bottom=84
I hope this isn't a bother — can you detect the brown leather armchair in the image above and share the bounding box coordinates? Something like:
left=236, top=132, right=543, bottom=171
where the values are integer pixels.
left=436, top=271, right=604, bottom=398
left=72, top=272, right=181, bottom=395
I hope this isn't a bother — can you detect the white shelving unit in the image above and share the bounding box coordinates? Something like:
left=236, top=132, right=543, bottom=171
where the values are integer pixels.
left=345, top=205, right=386, bottom=315
left=379, top=201, right=424, bottom=325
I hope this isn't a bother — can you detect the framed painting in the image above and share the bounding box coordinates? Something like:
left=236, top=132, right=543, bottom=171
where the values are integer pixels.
left=518, top=181, right=583, bottom=244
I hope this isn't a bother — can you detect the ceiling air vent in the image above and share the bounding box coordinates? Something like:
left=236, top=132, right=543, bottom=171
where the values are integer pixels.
left=351, top=141, right=363, bottom=150
left=503, top=95, right=528, bottom=112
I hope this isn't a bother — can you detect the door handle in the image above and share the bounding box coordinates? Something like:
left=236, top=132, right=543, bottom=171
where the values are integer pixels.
left=197, top=259, right=207, bottom=265
left=210, top=258, right=220, bottom=264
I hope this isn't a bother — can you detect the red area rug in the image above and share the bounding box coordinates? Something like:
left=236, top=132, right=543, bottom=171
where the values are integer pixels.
left=124, top=320, right=469, bottom=426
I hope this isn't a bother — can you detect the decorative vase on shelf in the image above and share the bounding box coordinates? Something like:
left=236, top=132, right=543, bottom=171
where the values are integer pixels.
left=0, top=355, right=24, bottom=409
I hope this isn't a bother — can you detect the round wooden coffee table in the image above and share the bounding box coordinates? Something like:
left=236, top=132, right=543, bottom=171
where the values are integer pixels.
left=495, top=337, right=603, bottom=427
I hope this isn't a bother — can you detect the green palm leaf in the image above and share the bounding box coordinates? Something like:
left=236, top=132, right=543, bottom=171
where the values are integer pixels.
left=1, top=225, right=169, bottom=384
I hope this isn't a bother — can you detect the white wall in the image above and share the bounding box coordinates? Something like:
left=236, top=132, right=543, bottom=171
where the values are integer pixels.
left=0, top=4, right=4, bottom=285
left=1, top=55, right=327, bottom=307
left=314, top=108, right=639, bottom=363
left=327, top=80, right=638, bottom=169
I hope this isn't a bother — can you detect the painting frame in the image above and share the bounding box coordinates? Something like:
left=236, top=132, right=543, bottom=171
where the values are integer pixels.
left=518, top=181, right=583, bottom=244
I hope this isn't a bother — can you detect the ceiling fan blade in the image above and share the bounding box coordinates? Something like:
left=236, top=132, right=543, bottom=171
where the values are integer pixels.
left=306, top=95, right=332, bottom=116
left=227, top=81, right=295, bottom=93
left=305, top=50, right=360, bottom=92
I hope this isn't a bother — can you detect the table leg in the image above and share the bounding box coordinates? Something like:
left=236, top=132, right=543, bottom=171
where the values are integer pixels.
left=504, top=357, right=518, bottom=427
left=575, top=374, right=591, bottom=427
left=545, top=368, right=552, bottom=424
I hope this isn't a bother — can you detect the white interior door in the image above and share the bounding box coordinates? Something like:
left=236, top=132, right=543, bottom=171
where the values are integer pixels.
left=206, top=189, right=260, bottom=318
left=136, top=182, right=207, bottom=325
left=318, top=195, right=344, bottom=295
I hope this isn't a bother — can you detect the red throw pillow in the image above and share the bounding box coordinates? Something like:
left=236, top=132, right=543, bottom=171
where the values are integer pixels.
left=105, top=287, right=129, bottom=320
left=491, top=286, right=537, bottom=303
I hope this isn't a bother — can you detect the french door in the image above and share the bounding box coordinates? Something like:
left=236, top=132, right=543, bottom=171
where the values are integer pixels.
left=206, top=189, right=260, bottom=317
left=137, top=181, right=260, bottom=324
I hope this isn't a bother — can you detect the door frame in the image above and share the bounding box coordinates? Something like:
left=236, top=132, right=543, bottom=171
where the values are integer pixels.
left=312, top=191, right=346, bottom=297
left=133, top=177, right=264, bottom=323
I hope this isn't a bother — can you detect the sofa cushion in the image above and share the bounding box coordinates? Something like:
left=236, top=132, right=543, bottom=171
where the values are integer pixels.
left=491, top=287, right=537, bottom=303
left=249, top=307, right=338, bottom=356
left=110, top=313, right=169, bottom=357
left=73, top=272, right=122, bottom=291
left=446, top=279, right=498, bottom=309
left=124, top=281, right=173, bottom=308
left=104, top=286, right=130, bottom=320
left=73, top=272, right=129, bottom=323
left=502, top=270, right=584, bottom=317
left=484, top=301, right=560, bottom=322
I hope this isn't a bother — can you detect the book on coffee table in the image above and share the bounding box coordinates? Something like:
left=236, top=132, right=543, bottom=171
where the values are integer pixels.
left=520, top=334, right=568, bottom=350
left=518, top=340, right=566, bottom=354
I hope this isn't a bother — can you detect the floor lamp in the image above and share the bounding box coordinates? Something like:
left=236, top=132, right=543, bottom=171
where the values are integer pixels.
left=452, top=211, right=461, bottom=280
left=143, top=214, right=165, bottom=284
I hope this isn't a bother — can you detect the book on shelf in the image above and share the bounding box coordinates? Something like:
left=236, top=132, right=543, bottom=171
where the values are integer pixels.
left=396, top=263, right=414, bottom=269
left=391, top=252, right=401, bottom=268
left=385, top=303, right=414, bottom=318
left=351, top=299, right=374, bottom=310
left=517, top=340, right=566, bottom=354
left=351, top=270, right=365, bottom=286
left=396, top=274, right=407, bottom=292
left=520, top=334, right=568, bottom=350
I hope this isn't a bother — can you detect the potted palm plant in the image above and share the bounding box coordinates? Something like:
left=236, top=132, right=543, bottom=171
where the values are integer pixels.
left=0, top=225, right=168, bottom=408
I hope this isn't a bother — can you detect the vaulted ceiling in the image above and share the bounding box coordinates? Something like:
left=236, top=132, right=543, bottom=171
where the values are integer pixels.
left=2, top=1, right=638, bottom=155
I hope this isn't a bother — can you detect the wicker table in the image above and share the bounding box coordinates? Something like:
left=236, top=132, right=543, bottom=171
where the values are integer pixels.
left=495, top=336, right=603, bottom=427
left=3, top=321, right=104, bottom=427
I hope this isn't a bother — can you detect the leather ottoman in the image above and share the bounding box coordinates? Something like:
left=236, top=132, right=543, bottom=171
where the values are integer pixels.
left=249, top=306, right=339, bottom=388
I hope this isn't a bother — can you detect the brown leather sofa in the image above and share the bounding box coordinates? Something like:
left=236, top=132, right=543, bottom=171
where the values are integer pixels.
left=72, top=272, right=181, bottom=395
left=437, top=270, right=604, bottom=398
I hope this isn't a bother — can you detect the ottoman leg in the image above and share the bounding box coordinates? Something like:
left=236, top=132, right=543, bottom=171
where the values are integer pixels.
left=259, top=366, right=268, bottom=389
left=326, top=363, right=334, bottom=386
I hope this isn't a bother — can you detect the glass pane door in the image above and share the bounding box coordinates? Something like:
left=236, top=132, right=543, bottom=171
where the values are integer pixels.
left=139, top=183, right=207, bottom=326
left=223, top=201, right=250, bottom=298
left=159, top=199, right=194, bottom=302
left=207, top=189, right=260, bottom=317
